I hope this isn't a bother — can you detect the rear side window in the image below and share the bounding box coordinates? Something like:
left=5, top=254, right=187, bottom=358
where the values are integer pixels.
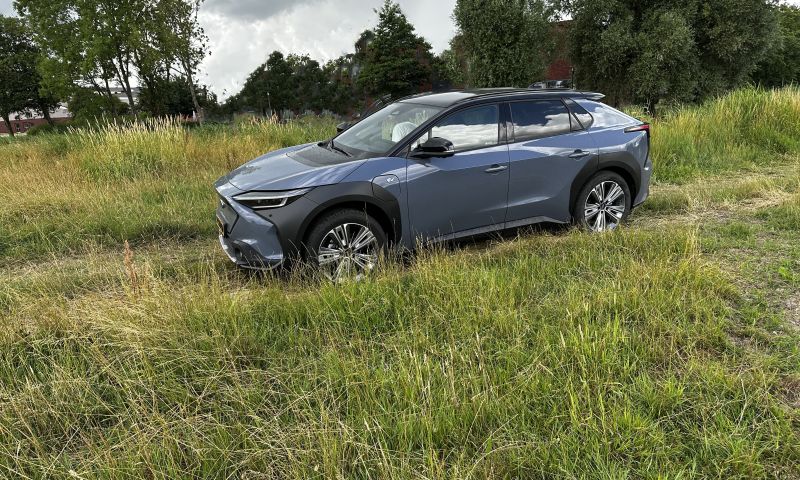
left=563, top=98, right=594, bottom=129
left=574, top=100, right=638, bottom=128
left=430, top=104, right=499, bottom=151
left=509, top=100, right=572, bottom=142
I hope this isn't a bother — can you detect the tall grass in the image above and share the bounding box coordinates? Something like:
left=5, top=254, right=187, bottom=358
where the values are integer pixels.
left=650, top=87, right=800, bottom=182
left=1, top=230, right=797, bottom=478
left=0, top=90, right=799, bottom=478
left=0, top=117, right=335, bottom=261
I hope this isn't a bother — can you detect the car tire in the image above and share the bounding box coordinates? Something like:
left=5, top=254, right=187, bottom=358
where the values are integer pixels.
left=573, top=171, right=632, bottom=232
left=304, top=209, right=388, bottom=280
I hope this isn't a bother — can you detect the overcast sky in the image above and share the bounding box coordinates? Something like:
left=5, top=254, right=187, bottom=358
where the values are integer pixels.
left=2, top=0, right=798, bottom=100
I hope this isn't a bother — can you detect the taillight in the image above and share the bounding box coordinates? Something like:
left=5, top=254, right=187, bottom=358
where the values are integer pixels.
left=624, top=124, right=650, bottom=133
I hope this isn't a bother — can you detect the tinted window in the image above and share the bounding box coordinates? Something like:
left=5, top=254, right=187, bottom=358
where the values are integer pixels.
left=574, top=100, right=637, bottom=128
left=430, top=105, right=499, bottom=151
left=510, top=100, right=572, bottom=141
left=564, top=98, right=594, bottom=129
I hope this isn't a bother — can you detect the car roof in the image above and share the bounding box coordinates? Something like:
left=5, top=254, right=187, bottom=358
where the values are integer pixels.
left=399, top=88, right=605, bottom=107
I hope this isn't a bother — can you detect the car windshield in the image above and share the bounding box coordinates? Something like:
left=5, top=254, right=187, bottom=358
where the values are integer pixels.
left=335, top=101, right=442, bottom=156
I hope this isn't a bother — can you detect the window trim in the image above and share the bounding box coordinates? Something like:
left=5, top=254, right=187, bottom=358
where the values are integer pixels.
left=563, top=97, right=594, bottom=130
left=506, top=98, right=580, bottom=144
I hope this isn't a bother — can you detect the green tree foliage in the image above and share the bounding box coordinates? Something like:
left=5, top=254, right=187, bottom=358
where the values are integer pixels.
left=0, top=15, right=59, bottom=136
left=435, top=35, right=469, bottom=89
left=14, top=0, right=209, bottom=118
left=454, top=0, right=553, bottom=88
left=356, top=1, right=433, bottom=98
left=753, top=5, right=800, bottom=87
left=564, top=0, right=779, bottom=110
left=68, top=88, right=129, bottom=123
left=138, top=77, right=216, bottom=118
left=228, top=52, right=341, bottom=116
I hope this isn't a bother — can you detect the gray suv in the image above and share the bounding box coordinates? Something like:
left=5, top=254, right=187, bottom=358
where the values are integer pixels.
left=215, top=88, right=652, bottom=278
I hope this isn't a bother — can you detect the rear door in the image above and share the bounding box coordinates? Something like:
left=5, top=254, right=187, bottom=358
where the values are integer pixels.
left=505, top=99, right=598, bottom=224
left=406, top=104, right=510, bottom=242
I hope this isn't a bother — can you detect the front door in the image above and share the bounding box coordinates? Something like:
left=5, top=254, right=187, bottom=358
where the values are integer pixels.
left=406, top=104, right=509, bottom=242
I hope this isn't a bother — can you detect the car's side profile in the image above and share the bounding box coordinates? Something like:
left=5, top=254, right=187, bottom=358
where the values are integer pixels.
left=214, top=88, right=652, bottom=278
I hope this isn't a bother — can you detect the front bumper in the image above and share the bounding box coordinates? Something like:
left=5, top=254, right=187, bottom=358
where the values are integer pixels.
left=215, top=182, right=285, bottom=270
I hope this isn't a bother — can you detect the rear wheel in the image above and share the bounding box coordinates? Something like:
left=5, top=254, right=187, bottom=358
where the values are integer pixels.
left=573, top=171, right=631, bottom=232
left=305, top=209, right=387, bottom=281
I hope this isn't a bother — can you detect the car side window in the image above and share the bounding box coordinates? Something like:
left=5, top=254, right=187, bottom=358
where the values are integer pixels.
left=510, top=100, right=572, bottom=142
left=574, top=100, right=637, bottom=128
left=563, top=98, right=594, bottom=129
left=429, top=105, right=500, bottom=152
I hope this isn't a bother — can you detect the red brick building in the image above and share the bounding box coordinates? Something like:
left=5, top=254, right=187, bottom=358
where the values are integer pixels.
left=0, top=106, right=72, bottom=135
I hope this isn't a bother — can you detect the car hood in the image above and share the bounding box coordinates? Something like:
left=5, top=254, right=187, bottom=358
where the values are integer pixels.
left=219, top=143, right=366, bottom=191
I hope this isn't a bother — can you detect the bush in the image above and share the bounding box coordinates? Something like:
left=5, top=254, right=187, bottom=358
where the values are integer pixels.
left=25, top=121, right=74, bottom=137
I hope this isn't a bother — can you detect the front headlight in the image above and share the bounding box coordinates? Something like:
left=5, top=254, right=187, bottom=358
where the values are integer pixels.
left=233, top=188, right=313, bottom=210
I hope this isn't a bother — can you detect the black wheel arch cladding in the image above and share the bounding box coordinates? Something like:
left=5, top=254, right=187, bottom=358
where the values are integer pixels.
left=255, top=181, right=402, bottom=257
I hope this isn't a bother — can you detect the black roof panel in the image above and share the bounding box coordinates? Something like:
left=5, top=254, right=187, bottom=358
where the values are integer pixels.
left=401, top=88, right=604, bottom=107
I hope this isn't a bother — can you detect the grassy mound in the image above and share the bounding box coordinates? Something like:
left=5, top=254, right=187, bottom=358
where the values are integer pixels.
left=0, top=89, right=798, bottom=478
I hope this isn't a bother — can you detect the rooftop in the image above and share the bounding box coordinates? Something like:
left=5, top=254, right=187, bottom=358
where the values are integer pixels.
left=400, top=88, right=604, bottom=107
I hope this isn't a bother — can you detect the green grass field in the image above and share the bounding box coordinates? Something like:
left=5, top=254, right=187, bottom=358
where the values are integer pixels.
left=1, top=88, right=799, bottom=479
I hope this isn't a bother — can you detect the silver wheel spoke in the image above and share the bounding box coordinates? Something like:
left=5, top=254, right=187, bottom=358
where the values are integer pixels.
left=591, top=184, right=604, bottom=203
left=351, top=253, right=375, bottom=270
left=593, top=210, right=605, bottom=231
left=331, top=225, right=348, bottom=248
left=607, top=205, right=625, bottom=219
left=351, top=227, right=376, bottom=251
left=605, top=184, right=624, bottom=203
left=585, top=203, right=601, bottom=219
left=318, top=247, right=342, bottom=266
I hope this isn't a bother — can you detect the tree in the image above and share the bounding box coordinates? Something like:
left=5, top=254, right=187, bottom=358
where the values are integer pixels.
left=752, top=5, right=800, bottom=87
left=68, top=87, right=129, bottom=122
left=152, top=0, right=210, bottom=122
left=435, top=35, right=469, bottom=89
left=138, top=76, right=215, bottom=117
left=356, top=1, right=433, bottom=98
left=454, top=0, right=553, bottom=88
left=563, top=0, right=779, bottom=110
left=15, top=0, right=209, bottom=119
left=0, top=15, right=58, bottom=136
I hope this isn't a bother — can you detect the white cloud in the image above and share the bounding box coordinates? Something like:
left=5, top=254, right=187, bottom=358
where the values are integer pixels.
left=198, top=0, right=457, bottom=99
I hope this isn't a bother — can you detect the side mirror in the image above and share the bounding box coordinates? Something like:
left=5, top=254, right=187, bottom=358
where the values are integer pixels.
left=412, top=137, right=455, bottom=158
left=336, top=121, right=352, bottom=133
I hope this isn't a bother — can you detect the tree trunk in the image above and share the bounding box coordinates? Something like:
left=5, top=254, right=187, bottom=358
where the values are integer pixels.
left=2, top=115, right=14, bottom=137
left=647, top=98, right=657, bottom=118
left=40, top=104, right=54, bottom=126
left=182, top=58, right=203, bottom=124
left=114, top=54, right=137, bottom=114
left=104, top=78, right=117, bottom=117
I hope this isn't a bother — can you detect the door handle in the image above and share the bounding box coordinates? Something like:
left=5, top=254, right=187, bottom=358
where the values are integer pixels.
left=569, top=150, right=591, bottom=159
left=485, top=164, right=508, bottom=173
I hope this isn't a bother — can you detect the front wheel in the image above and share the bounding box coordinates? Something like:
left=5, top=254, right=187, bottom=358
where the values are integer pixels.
left=573, top=172, right=631, bottom=232
left=305, top=209, right=388, bottom=281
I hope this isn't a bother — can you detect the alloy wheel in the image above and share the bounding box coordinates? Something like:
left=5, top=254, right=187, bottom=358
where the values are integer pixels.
left=584, top=180, right=626, bottom=232
left=317, top=222, right=379, bottom=280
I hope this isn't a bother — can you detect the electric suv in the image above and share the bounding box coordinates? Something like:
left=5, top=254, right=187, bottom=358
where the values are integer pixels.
left=214, top=89, right=652, bottom=278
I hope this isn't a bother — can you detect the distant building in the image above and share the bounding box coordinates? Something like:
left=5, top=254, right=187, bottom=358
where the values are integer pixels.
left=546, top=20, right=574, bottom=82
left=109, top=87, right=141, bottom=105
left=0, top=105, right=72, bottom=135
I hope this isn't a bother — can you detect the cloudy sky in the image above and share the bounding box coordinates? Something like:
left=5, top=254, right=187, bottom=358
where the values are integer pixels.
left=2, top=0, right=798, bottom=99
left=0, top=0, right=457, bottom=99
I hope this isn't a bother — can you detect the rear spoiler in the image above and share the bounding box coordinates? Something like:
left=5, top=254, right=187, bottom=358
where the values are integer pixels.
left=580, top=92, right=605, bottom=101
